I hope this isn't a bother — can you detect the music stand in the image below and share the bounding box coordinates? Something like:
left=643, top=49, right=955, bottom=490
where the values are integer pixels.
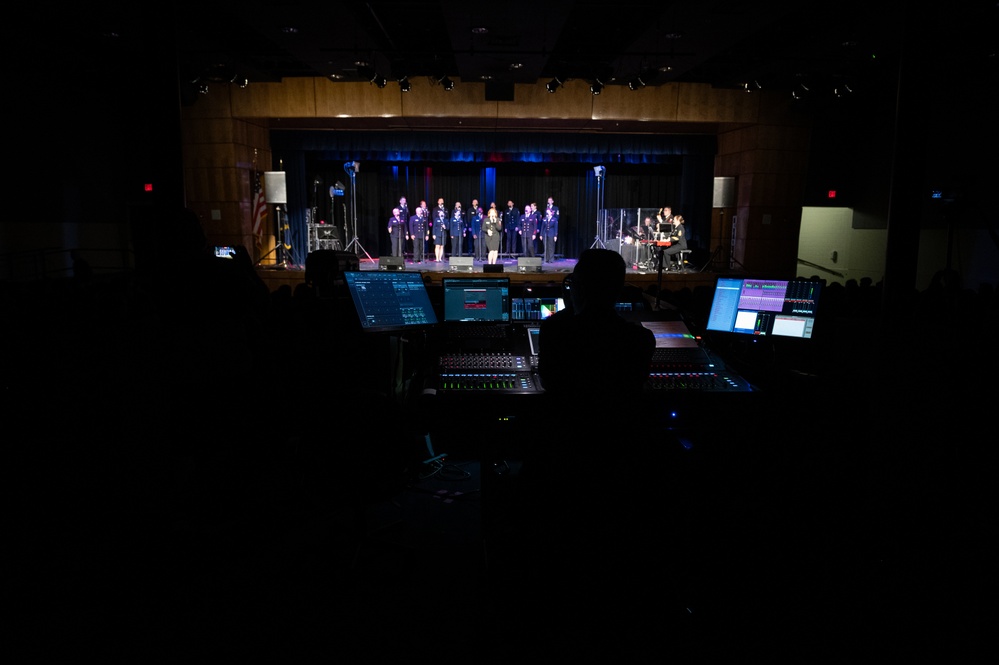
left=342, top=161, right=374, bottom=263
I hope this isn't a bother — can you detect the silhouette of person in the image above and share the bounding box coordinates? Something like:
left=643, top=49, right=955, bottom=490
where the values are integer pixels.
left=508, top=249, right=658, bottom=644
left=538, top=248, right=655, bottom=402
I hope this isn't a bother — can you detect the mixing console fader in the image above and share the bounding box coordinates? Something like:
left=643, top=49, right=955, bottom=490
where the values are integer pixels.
left=439, top=353, right=530, bottom=371
left=431, top=353, right=541, bottom=395
left=645, top=367, right=754, bottom=392
left=436, top=371, right=539, bottom=393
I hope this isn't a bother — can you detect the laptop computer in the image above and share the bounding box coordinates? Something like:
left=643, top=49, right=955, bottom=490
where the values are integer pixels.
left=440, top=276, right=513, bottom=349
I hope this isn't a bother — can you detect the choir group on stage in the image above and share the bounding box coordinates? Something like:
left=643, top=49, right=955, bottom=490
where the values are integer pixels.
left=387, top=196, right=560, bottom=265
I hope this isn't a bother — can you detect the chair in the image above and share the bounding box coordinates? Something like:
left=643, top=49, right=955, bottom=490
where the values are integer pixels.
left=671, top=249, right=692, bottom=272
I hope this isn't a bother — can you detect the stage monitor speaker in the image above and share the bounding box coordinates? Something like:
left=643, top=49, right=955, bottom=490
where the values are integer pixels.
left=517, top=257, right=543, bottom=273
left=264, top=171, right=287, bottom=204
left=483, top=263, right=504, bottom=273
left=448, top=256, right=474, bottom=272
left=379, top=256, right=405, bottom=271
left=712, top=177, right=736, bottom=208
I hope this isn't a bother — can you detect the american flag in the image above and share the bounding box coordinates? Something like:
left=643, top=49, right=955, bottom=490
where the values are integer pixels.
left=251, top=171, right=268, bottom=247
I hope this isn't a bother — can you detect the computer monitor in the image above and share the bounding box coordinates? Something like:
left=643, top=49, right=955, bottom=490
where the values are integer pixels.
left=342, top=270, right=438, bottom=333
left=705, top=277, right=823, bottom=339
left=441, top=277, right=511, bottom=323
left=512, top=296, right=565, bottom=321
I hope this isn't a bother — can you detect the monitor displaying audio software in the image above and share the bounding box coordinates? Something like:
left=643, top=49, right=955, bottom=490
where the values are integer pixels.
left=342, top=270, right=438, bottom=333
left=442, top=277, right=511, bottom=323
left=512, top=296, right=565, bottom=321
left=705, top=277, right=823, bottom=339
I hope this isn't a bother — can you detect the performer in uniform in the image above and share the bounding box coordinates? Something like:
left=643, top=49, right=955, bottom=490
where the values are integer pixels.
left=432, top=197, right=448, bottom=262
left=409, top=205, right=428, bottom=263
left=398, top=196, right=410, bottom=229
left=469, top=199, right=484, bottom=261
left=661, top=214, right=688, bottom=271
left=449, top=201, right=465, bottom=258
left=636, top=215, right=656, bottom=268
left=520, top=202, right=539, bottom=258
left=386, top=207, right=406, bottom=258
left=655, top=206, right=674, bottom=237
left=483, top=206, right=502, bottom=265
left=541, top=197, right=559, bottom=263
left=502, top=200, right=520, bottom=257
left=417, top=199, right=429, bottom=259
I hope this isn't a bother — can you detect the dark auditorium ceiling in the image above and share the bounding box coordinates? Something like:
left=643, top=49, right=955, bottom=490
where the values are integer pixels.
left=49, top=1, right=996, bottom=114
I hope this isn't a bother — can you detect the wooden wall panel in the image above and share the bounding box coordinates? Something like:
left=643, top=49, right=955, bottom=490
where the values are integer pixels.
left=315, top=81, right=404, bottom=118
left=182, top=142, right=240, bottom=169
left=600, top=85, right=664, bottom=122
left=679, top=84, right=757, bottom=123
left=592, top=83, right=679, bottom=122
left=230, top=79, right=317, bottom=117
left=180, top=85, right=234, bottom=120
left=184, top=167, right=242, bottom=203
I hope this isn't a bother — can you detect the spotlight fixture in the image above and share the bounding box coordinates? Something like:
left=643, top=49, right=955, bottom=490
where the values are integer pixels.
left=834, top=84, right=853, bottom=98
left=398, top=77, right=411, bottom=92
left=593, top=165, right=606, bottom=177
left=546, top=77, right=563, bottom=93
left=590, top=79, right=604, bottom=95
left=372, top=74, right=387, bottom=88
left=742, top=80, right=762, bottom=92
left=792, top=82, right=810, bottom=100
left=438, top=75, right=454, bottom=91
left=628, top=76, right=645, bottom=91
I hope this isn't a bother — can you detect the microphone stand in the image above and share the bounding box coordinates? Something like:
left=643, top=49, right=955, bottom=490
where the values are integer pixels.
left=590, top=172, right=606, bottom=249
left=342, top=164, right=374, bottom=263
left=255, top=204, right=290, bottom=269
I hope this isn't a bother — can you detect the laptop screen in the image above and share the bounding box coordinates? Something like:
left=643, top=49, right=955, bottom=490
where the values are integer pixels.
left=442, top=277, right=511, bottom=323
left=705, top=277, right=823, bottom=339
left=342, top=271, right=438, bottom=333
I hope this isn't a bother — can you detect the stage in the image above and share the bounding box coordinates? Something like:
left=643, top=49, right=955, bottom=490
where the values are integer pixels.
left=255, top=253, right=722, bottom=294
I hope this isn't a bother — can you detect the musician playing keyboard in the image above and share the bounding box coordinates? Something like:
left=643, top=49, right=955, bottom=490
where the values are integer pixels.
left=660, top=214, right=687, bottom=271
